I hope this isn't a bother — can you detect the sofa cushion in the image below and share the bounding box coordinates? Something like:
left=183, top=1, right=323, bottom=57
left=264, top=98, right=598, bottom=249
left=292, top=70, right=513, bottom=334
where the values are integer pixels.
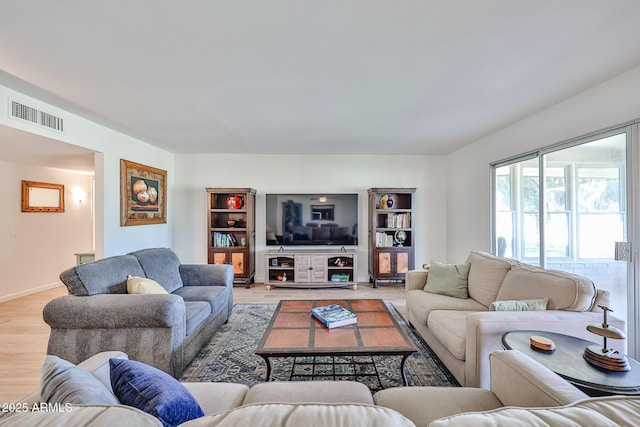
left=178, top=403, right=415, bottom=427
left=312, top=227, right=331, bottom=240
left=427, top=311, right=468, bottom=361
left=62, top=255, right=144, bottom=296
left=173, top=286, right=228, bottom=314
left=0, top=405, right=163, bottom=427
left=428, top=395, right=640, bottom=427
left=110, top=358, right=204, bottom=427
left=489, top=297, right=548, bottom=311
left=465, top=252, right=514, bottom=307
left=292, top=226, right=312, bottom=241
left=496, top=264, right=597, bottom=311
left=183, top=383, right=249, bottom=415
left=185, top=301, right=213, bottom=336
left=75, top=351, right=129, bottom=394
left=374, top=386, right=503, bottom=427
left=132, top=248, right=184, bottom=293
left=128, top=275, right=169, bottom=295
left=423, top=262, right=470, bottom=299
left=242, top=381, right=374, bottom=405
left=330, top=226, right=351, bottom=240
left=40, top=355, right=119, bottom=405
left=406, top=289, right=486, bottom=327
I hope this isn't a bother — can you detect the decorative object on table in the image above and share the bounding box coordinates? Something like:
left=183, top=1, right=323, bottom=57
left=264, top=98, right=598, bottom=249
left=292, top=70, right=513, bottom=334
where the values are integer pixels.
left=583, top=305, right=630, bottom=372
left=310, top=304, right=357, bottom=329
left=120, top=159, right=167, bottom=226
left=21, top=180, right=65, bottom=213
left=226, top=194, right=243, bottom=209
left=530, top=335, right=556, bottom=352
left=394, top=230, right=407, bottom=247
left=380, top=194, right=395, bottom=209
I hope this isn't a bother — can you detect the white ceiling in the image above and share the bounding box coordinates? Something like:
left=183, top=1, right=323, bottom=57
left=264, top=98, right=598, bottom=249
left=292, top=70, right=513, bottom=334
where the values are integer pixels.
left=1, top=0, right=640, bottom=164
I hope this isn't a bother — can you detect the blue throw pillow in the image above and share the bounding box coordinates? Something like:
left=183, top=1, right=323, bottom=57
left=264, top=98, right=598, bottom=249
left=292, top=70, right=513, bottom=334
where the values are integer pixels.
left=110, top=358, right=204, bottom=427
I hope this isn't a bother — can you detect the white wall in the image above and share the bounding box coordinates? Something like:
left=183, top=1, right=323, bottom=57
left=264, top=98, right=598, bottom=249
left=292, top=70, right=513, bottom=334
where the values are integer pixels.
left=173, top=154, right=447, bottom=282
left=0, top=161, right=94, bottom=301
left=0, top=84, right=175, bottom=259
left=0, top=84, right=175, bottom=299
left=446, top=65, right=640, bottom=262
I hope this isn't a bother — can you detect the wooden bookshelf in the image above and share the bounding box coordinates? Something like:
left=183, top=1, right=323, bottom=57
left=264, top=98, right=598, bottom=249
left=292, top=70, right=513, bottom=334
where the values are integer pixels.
left=207, top=188, right=256, bottom=287
left=367, top=188, right=416, bottom=287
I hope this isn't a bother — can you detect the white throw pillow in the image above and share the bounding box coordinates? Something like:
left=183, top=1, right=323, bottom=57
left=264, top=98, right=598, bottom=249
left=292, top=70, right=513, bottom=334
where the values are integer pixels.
left=40, top=355, right=119, bottom=405
left=127, top=275, right=168, bottom=294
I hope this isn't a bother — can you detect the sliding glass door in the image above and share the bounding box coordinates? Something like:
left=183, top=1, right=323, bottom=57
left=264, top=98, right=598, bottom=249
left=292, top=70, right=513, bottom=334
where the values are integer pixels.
left=492, top=129, right=629, bottom=328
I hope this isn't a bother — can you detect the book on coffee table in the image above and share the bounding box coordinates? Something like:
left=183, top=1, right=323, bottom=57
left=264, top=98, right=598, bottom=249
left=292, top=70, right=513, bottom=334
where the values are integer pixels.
left=311, top=304, right=357, bottom=329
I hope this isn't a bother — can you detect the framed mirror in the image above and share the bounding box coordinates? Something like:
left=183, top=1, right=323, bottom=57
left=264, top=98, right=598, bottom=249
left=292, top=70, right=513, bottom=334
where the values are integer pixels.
left=21, top=180, right=65, bottom=212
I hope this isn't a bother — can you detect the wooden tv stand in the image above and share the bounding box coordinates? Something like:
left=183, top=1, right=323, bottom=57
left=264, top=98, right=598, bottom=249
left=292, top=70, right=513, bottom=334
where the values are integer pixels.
left=264, top=249, right=358, bottom=290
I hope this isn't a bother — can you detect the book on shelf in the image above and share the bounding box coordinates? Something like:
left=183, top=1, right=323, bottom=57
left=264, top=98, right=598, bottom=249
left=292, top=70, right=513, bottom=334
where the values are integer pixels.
left=386, top=212, right=411, bottom=228
left=212, top=232, right=236, bottom=247
left=375, top=231, right=396, bottom=247
left=310, top=304, right=357, bottom=329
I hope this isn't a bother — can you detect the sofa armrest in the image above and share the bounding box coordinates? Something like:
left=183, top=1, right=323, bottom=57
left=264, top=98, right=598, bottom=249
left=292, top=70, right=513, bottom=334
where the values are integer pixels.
left=465, top=310, right=626, bottom=389
left=489, top=350, right=588, bottom=407
left=405, top=270, right=428, bottom=293
left=179, top=264, right=234, bottom=288
left=43, top=294, right=186, bottom=329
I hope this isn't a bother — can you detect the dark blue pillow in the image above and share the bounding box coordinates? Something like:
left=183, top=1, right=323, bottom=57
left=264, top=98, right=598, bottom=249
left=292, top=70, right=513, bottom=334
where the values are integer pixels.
left=110, top=358, right=204, bottom=427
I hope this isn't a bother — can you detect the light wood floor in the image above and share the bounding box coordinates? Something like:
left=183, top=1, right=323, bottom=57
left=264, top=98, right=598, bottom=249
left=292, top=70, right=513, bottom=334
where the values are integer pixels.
left=0, top=282, right=406, bottom=403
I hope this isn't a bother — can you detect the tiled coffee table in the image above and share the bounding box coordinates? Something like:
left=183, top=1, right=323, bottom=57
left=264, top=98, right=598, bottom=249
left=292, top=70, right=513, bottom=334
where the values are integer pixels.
left=255, top=299, right=417, bottom=386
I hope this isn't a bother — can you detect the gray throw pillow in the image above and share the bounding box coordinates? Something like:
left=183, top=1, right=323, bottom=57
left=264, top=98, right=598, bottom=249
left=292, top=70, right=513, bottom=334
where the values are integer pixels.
left=489, top=297, right=549, bottom=311
left=40, top=355, right=119, bottom=405
left=423, top=261, right=471, bottom=299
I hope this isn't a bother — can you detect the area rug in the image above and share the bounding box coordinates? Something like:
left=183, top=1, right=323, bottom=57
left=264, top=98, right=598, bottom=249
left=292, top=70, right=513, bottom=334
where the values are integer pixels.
left=180, top=303, right=458, bottom=392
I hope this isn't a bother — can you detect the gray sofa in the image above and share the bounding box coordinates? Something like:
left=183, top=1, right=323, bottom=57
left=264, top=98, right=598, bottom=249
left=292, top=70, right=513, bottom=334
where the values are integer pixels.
left=5, top=350, right=640, bottom=426
left=43, top=248, right=233, bottom=377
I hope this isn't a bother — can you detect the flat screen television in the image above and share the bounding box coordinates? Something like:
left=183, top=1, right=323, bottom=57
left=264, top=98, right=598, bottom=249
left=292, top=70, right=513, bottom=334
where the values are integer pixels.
left=265, top=193, right=358, bottom=246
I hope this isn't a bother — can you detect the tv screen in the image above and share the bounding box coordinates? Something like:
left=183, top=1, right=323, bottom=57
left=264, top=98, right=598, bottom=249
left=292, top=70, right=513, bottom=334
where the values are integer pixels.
left=265, top=193, right=358, bottom=246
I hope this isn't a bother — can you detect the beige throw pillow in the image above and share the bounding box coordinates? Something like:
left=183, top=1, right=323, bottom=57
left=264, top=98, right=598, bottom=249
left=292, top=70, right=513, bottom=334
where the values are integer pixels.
left=423, top=261, right=470, bottom=299
left=127, top=275, right=168, bottom=294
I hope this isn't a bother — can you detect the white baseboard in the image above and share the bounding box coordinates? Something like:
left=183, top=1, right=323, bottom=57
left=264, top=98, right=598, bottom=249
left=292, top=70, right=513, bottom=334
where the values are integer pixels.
left=0, top=281, right=64, bottom=303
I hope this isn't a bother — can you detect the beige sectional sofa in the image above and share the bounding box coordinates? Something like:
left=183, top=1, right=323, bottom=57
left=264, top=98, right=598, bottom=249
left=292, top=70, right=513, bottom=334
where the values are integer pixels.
left=3, top=350, right=640, bottom=426
left=405, top=251, right=626, bottom=388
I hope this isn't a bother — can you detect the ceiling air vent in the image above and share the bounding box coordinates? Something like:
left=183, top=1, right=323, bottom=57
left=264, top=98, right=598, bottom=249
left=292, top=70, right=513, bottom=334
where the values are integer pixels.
left=10, top=99, right=64, bottom=132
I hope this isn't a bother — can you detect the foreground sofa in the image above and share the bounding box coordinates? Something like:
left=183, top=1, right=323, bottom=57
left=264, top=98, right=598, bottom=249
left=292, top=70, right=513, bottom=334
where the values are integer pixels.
left=43, top=248, right=233, bottom=377
left=3, top=350, right=639, bottom=426
left=405, top=251, right=626, bottom=389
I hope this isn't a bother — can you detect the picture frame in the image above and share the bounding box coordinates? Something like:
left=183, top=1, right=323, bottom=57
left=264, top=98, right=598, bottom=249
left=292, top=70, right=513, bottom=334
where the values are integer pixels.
left=21, top=180, right=65, bottom=212
left=120, top=159, right=167, bottom=226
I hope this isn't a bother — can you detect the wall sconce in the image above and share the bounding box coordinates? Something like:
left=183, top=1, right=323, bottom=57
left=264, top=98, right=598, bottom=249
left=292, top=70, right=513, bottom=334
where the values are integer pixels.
left=72, top=187, right=87, bottom=204
left=318, top=196, right=327, bottom=203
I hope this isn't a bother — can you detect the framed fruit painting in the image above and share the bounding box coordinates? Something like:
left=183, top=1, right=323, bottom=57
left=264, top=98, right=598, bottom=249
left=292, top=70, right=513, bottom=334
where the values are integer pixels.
left=120, top=159, right=167, bottom=226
